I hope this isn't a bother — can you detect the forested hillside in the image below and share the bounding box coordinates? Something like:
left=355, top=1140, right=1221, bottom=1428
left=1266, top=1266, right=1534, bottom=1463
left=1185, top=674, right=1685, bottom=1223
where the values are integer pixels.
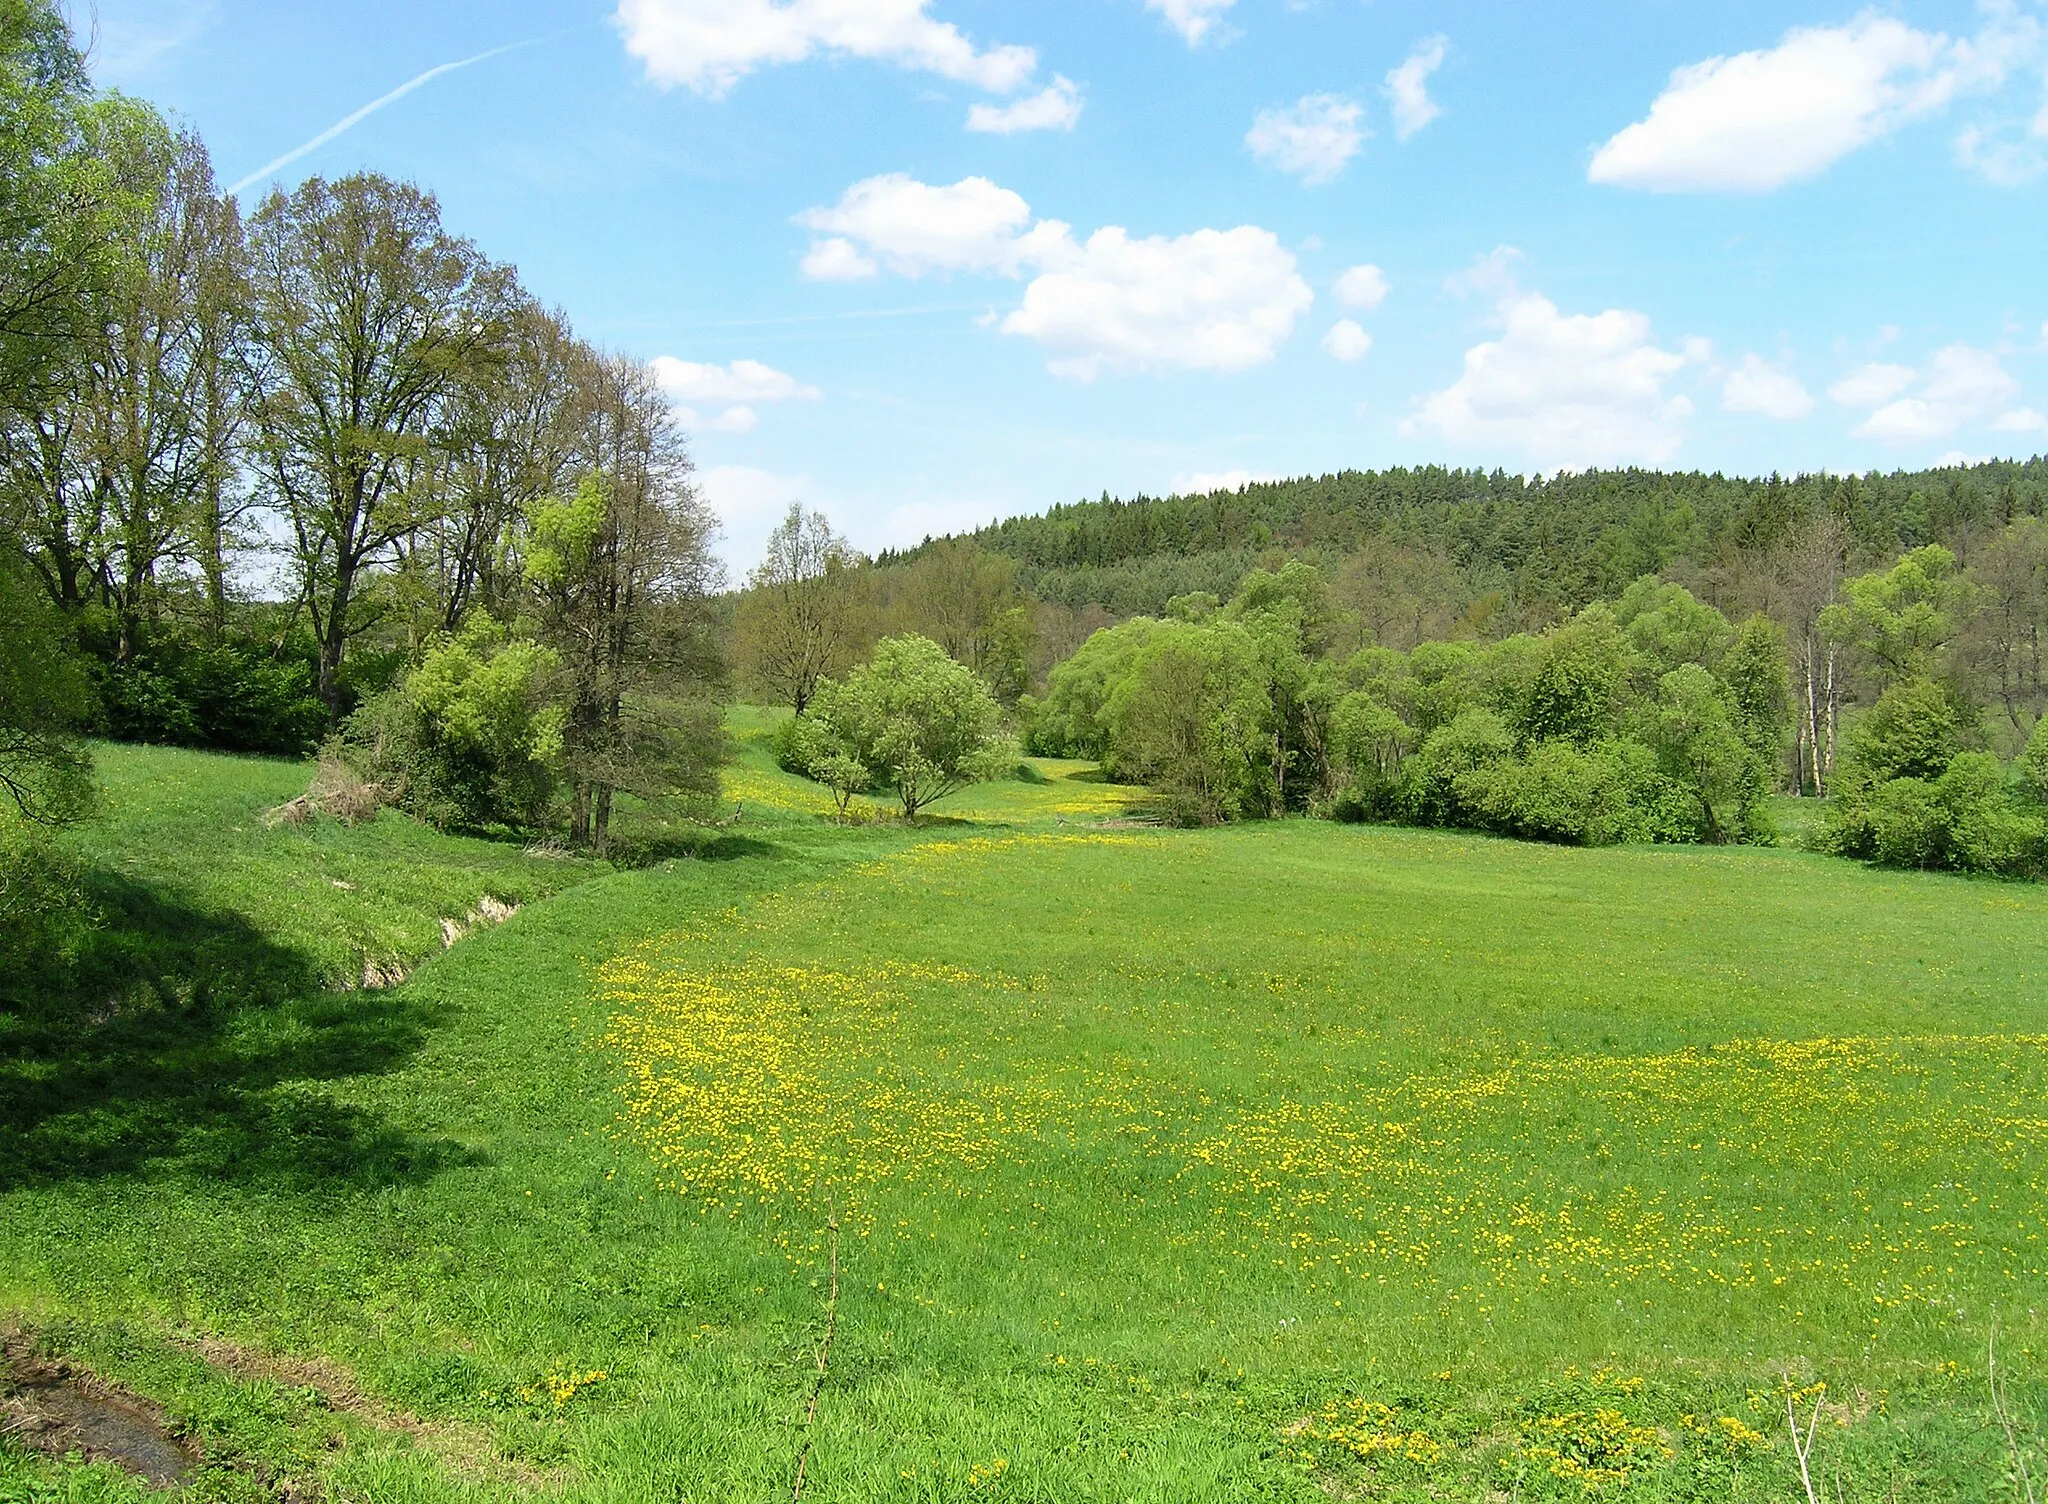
left=925, top=461, right=2048, bottom=622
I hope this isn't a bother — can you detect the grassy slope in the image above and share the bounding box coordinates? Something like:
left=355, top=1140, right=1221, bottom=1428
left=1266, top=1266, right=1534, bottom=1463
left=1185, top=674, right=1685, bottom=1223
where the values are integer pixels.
left=3, top=720, right=2046, bottom=1501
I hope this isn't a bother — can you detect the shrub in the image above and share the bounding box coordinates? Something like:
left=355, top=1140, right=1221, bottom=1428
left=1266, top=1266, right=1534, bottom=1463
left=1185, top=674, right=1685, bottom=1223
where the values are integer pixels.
left=1824, top=751, right=2045, bottom=876
left=1104, top=621, right=1272, bottom=824
left=80, top=618, right=326, bottom=756
left=1033, top=617, right=1162, bottom=758
left=1847, top=677, right=1972, bottom=784
left=344, top=617, right=564, bottom=831
left=1396, top=709, right=1514, bottom=827
left=1327, top=691, right=1410, bottom=817
left=803, top=635, right=1011, bottom=819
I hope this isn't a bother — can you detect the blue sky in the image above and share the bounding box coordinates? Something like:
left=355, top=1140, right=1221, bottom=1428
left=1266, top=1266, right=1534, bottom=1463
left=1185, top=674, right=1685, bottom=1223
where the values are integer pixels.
left=90, top=0, right=2048, bottom=572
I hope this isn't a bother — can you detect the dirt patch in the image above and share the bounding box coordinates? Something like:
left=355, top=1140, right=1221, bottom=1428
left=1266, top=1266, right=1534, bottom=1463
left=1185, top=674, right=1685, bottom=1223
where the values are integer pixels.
left=1, top=1339, right=196, bottom=1487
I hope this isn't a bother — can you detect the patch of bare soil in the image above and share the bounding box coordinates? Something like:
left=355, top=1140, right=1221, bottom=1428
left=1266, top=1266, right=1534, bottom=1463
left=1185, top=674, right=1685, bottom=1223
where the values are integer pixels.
left=0, top=1338, right=196, bottom=1487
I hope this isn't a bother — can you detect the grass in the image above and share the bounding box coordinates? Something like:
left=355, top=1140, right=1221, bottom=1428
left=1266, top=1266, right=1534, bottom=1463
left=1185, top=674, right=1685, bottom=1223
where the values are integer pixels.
left=3, top=713, right=2046, bottom=1501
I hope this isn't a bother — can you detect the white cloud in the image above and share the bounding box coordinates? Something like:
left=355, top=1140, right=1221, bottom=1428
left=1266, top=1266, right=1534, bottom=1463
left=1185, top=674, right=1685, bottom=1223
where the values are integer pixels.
left=1004, top=226, right=1313, bottom=380
left=652, top=356, right=821, bottom=404
left=1245, top=95, right=1366, bottom=185
left=1384, top=35, right=1448, bottom=140
left=798, top=173, right=1065, bottom=278
left=1333, top=263, right=1389, bottom=312
left=1722, top=354, right=1813, bottom=420
left=1932, top=450, right=1992, bottom=468
left=799, top=237, right=878, bottom=281
left=1176, top=469, right=1281, bottom=495
left=1407, top=253, right=1697, bottom=466
left=1993, top=407, right=2048, bottom=434
left=1856, top=342, right=2019, bottom=443
left=1829, top=362, right=1917, bottom=407
left=1145, top=0, right=1236, bottom=46
left=967, top=74, right=1082, bottom=133
left=676, top=404, right=760, bottom=434
left=614, top=0, right=1036, bottom=98
left=1322, top=320, right=1372, bottom=362
left=1955, top=121, right=2047, bottom=185
left=1589, top=15, right=1989, bottom=192
left=652, top=357, right=817, bottom=436
left=800, top=174, right=1313, bottom=379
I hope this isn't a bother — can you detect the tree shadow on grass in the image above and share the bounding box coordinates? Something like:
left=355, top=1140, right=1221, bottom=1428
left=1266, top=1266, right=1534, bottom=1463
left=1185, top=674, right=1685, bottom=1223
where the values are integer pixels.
left=0, top=869, right=479, bottom=1196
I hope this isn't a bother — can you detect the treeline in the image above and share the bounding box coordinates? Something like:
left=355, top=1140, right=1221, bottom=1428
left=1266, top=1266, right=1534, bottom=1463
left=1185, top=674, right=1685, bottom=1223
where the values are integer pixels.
left=1015, top=524, right=2048, bottom=875
left=902, top=462, right=2048, bottom=626
left=0, top=2, right=720, bottom=847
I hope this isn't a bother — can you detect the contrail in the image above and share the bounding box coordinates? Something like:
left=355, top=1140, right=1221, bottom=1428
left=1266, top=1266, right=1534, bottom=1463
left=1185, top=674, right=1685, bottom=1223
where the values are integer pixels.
left=227, top=38, right=538, bottom=197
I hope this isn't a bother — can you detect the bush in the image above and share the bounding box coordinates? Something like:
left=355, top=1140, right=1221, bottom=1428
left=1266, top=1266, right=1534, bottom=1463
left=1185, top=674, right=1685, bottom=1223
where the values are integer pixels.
left=1396, top=709, right=1514, bottom=827
left=1824, top=751, right=2046, bottom=877
left=1847, top=677, right=1973, bottom=784
left=81, top=618, right=326, bottom=756
left=343, top=617, right=564, bottom=831
left=802, top=635, right=1012, bottom=819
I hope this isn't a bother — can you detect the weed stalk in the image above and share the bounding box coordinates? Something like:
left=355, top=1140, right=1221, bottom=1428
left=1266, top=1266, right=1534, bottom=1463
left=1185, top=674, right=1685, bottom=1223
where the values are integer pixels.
left=789, top=1192, right=841, bottom=1504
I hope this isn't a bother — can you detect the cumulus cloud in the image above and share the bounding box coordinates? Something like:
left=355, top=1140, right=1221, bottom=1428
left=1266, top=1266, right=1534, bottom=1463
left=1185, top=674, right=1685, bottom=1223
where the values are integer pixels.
left=1384, top=35, right=1448, bottom=140
left=797, top=174, right=1066, bottom=278
left=652, top=356, right=821, bottom=404
left=1003, top=226, right=1314, bottom=380
left=1246, top=94, right=1367, bottom=185
left=799, top=174, right=1313, bottom=379
left=1333, top=263, right=1389, bottom=312
left=798, top=236, right=878, bottom=281
left=614, top=0, right=1036, bottom=97
left=1994, top=407, right=2048, bottom=434
left=651, top=356, right=819, bottom=435
left=1406, top=251, right=1697, bottom=466
left=1146, top=0, right=1236, bottom=46
left=1322, top=320, right=1372, bottom=362
left=1588, top=13, right=2033, bottom=192
left=967, top=74, right=1082, bottom=133
left=1854, top=343, right=2020, bottom=443
left=1722, top=355, right=1813, bottom=420
left=1829, top=362, right=1917, bottom=407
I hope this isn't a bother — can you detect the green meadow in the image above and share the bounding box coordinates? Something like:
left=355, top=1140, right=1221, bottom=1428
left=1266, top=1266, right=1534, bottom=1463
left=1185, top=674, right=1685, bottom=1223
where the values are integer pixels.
left=5, top=715, right=2048, bottom=1502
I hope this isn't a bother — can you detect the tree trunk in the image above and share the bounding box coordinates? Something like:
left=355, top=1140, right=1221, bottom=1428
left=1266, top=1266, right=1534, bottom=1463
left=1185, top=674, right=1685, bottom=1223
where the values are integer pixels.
left=317, top=558, right=356, bottom=728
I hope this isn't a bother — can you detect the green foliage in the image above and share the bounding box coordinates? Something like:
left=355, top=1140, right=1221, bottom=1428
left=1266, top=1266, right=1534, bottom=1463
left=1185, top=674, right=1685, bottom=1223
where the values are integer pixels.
left=0, top=555, right=93, bottom=823
left=1030, top=616, right=1162, bottom=758
left=956, top=461, right=2045, bottom=621
left=1821, top=545, right=1972, bottom=693
left=1846, top=676, right=1973, bottom=784
left=1057, top=579, right=1789, bottom=849
left=802, top=634, right=1010, bottom=818
left=1648, top=665, right=1772, bottom=844
left=1514, top=607, right=1630, bottom=748
left=1824, top=703, right=2047, bottom=876
left=81, top=625, right=325, bottom=756
left=2022, top=715, right=2048, bottom=802
left=1327, top=690, right=1410, bottom=816
left=782, top=708, right=874, bottom=818
left=346, top=615, right=563, bottom=831
left=1104, top=618, right=1273, bottom=823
